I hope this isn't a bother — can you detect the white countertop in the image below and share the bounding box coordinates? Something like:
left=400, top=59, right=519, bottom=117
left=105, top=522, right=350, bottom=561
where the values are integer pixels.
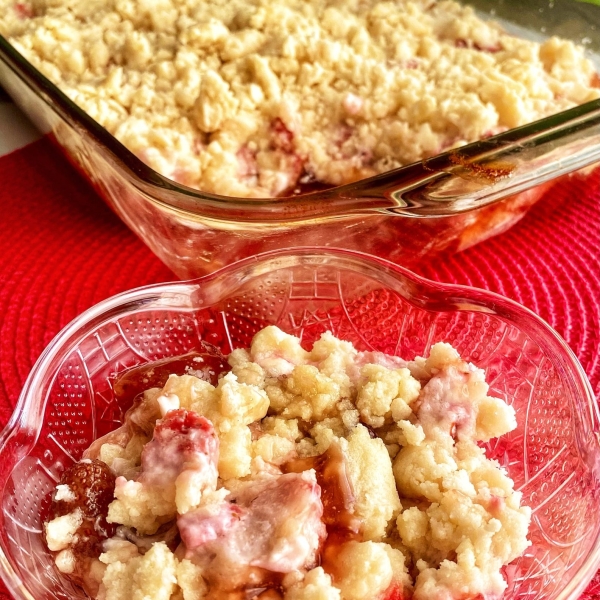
left=0, top=88, right=41, bottom=157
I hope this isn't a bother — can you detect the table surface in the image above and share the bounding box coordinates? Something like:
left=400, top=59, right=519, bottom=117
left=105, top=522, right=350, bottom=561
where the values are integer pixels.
left=0, top=89, right=599, bottom=600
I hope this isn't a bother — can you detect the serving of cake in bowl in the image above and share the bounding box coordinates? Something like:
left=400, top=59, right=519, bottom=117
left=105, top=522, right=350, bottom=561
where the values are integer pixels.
left=0, top=249, right=598, bottom=600
left=42, top=325, right=531, bottom=600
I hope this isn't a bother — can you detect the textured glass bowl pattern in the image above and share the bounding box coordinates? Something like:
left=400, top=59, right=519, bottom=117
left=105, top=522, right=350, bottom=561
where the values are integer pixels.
left=0, top=249, right=599, bottom=600
left=3, top=0, right=600, bottom=277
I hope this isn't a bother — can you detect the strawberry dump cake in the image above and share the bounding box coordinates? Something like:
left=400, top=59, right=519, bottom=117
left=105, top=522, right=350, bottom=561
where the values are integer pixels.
left=1, top=0, right=599, bottom=198
left=43, top=326, right=531, bottom=600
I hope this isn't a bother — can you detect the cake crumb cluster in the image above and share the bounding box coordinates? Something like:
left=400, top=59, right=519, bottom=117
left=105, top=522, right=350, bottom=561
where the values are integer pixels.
left=44, top=326, right=531, bottom=600
left=1, top=0, right=598, bottom=197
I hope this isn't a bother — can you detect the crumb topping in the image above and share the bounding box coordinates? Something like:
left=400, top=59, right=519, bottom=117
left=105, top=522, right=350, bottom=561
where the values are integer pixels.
left=1, top=0, right=598, bottom=198
left=44, top=325, right=531, bottom=600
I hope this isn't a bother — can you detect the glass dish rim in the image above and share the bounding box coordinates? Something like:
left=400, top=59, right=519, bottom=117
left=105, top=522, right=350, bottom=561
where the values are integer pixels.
left=0, top=247, right=600, bottom=600
left=3, top=31, right=600, bottom=221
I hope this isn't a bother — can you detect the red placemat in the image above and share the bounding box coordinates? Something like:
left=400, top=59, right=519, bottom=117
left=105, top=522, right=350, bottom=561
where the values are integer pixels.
left=0, top=138, right=599, bottom=599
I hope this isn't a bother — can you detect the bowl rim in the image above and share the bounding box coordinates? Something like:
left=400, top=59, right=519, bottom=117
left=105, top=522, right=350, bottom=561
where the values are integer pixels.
left=0, top=247, right=599, bottom=600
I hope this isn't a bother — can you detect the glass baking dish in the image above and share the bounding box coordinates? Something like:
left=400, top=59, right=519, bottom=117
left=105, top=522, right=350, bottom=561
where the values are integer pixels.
left=2, top=0, right=600, bottom=279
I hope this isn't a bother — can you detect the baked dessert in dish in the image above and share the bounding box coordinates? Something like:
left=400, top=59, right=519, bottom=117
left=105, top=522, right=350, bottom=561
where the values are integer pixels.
left=1, top=0, right=599, bottom=198
left=43, top=326, right=531, bottom=600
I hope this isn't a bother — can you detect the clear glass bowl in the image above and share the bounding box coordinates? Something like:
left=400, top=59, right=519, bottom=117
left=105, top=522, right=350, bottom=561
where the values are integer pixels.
left=0, top=248, right=599, bottom=600
left=3, top=0, right=600, bottom=278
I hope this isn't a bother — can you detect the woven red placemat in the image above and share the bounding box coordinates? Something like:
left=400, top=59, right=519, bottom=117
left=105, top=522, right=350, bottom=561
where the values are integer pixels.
left=0, top=138, right=598, bottom=599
